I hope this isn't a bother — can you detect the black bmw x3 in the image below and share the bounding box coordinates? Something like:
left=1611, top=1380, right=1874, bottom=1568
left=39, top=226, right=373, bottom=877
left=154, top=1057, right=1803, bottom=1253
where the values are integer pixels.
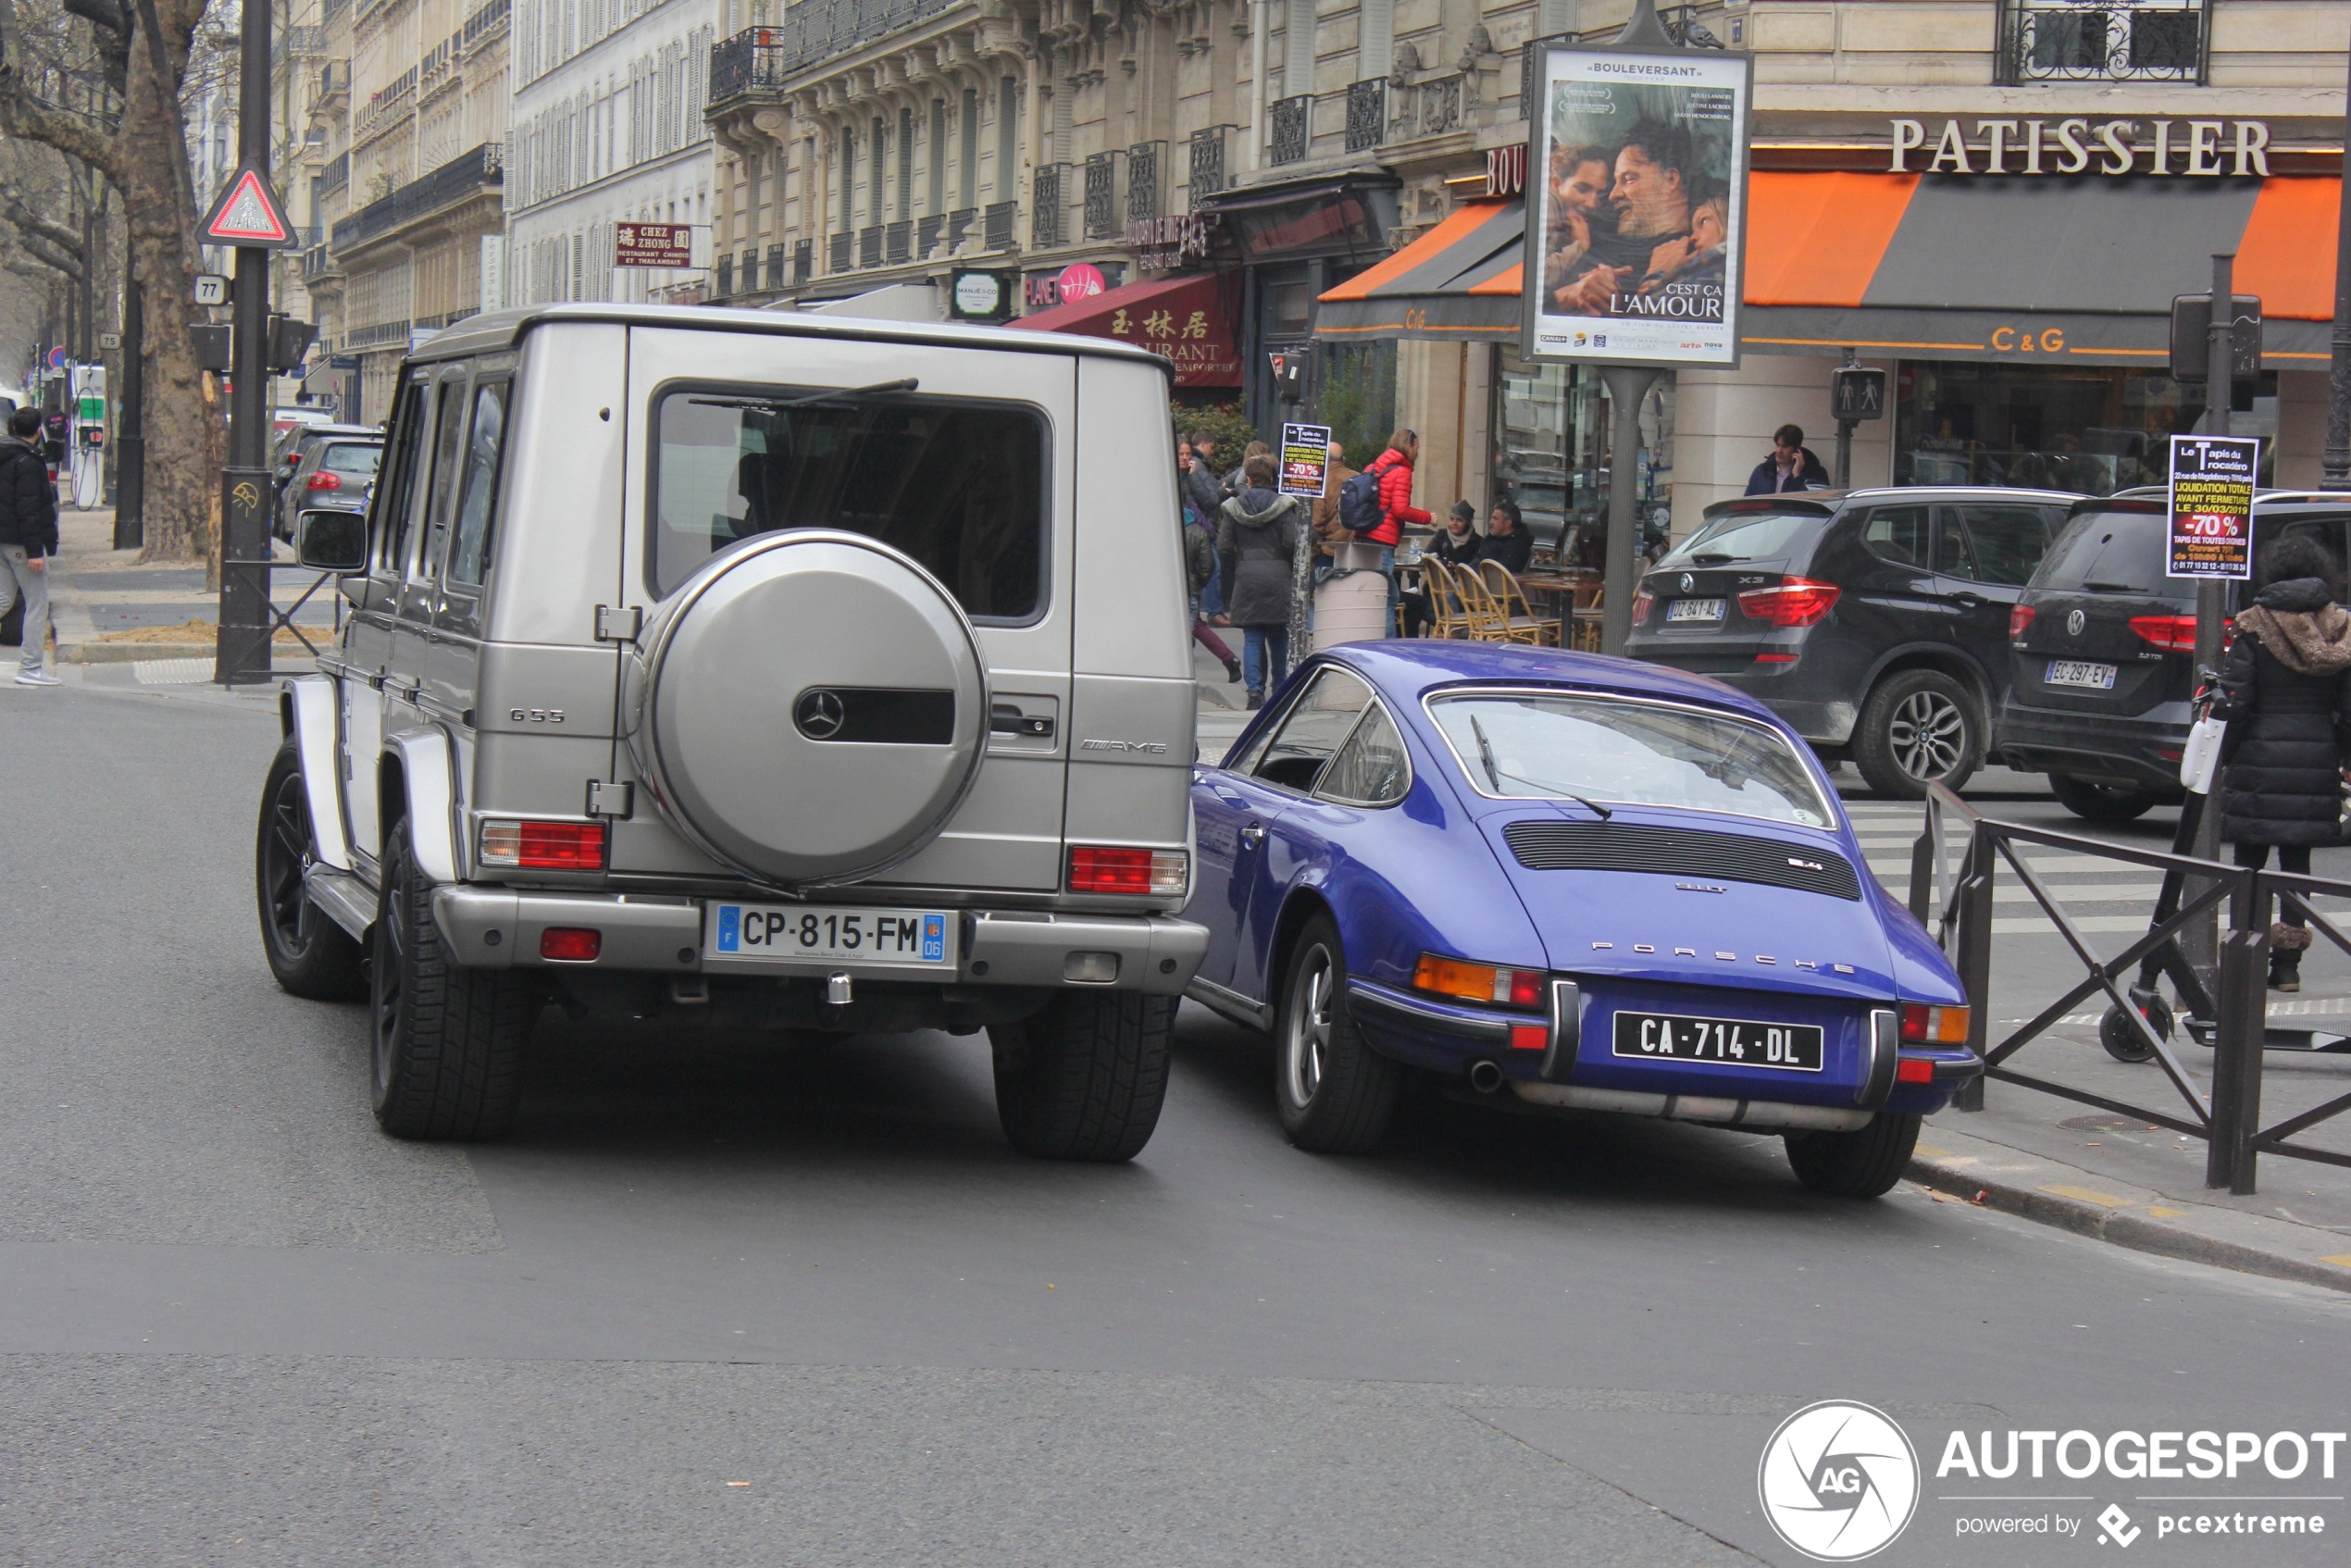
left=1994, top=490, right=2351, bottom=820
left=1624, top=486, right=2079, bottom=798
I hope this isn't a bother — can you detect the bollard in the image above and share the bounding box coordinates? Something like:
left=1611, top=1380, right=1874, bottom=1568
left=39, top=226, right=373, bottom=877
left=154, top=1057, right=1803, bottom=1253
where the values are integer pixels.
left=2207, top=926, right=2268, bottom=1193
left=1908, top=824, right=1934, bottom=925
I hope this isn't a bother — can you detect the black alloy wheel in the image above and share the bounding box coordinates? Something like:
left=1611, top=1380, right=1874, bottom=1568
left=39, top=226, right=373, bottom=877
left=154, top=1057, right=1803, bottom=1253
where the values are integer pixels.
left=1854, top=670, right=1983, bottom=800
left=255, top=740, right=367, bottom=1001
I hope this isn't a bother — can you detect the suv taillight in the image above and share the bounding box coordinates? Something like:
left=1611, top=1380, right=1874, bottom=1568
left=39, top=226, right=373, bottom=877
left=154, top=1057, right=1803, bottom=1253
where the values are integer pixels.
left=1629, top=588, right=1655, bottom=626
left=478, top=819, right=607, bottom=869
left=305, top=470, right=342, bottom=491
left=2128, top=614, right=2197, bottom=652
left=1736, top=578, right=1840, bottom=628
left=1068, top=846, right=1188, bottom=895
left=2009, top=604, right=2034, bottom=642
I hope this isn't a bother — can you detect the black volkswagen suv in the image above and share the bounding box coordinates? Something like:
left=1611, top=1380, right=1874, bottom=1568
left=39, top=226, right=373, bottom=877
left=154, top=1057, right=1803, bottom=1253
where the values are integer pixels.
left=1624, top=487, right=2078, bottom=797
left=1995, top=491, right=2351, bottom=820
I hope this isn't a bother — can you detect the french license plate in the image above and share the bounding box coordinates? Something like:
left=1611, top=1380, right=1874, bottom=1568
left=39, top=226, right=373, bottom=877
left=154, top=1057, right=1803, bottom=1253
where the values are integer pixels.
left=1666, top=597, right=1725, bottom=624
left=1612, top=1011, right=1824, bottom=1072
left=708, top=902, right=953, bottom=966
left=2046, top=659, right=2118, bottom=691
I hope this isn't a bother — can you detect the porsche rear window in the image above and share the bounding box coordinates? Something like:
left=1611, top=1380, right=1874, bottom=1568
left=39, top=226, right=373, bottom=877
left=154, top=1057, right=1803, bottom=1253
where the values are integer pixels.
left=651, top=386, right=1046, bottom=619
left=1428, top=691, right=1835, bottom=829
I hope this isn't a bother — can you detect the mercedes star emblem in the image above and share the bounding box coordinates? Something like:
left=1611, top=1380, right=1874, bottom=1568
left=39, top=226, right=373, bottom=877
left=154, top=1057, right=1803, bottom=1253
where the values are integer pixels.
left=794, top=688, right=847, bottom=740
left=2066, top=608, right=2085, bottom=637
left=1680, top=572, right=1695, bottom=593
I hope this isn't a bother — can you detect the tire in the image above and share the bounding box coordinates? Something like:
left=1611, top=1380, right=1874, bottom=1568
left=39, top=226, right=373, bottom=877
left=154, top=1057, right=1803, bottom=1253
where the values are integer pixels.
left=1785, top=1113, right=1922, bottom=1199
left=1274, top=915, right=1401, bottom=1153
left=255, top=739, right=367, bottom=1002
left=368, top=822, right=538, bottom=1140
left=2049, top=774, right=2160, bottom=824
left=2099, top=997, right=2167, bottom=1064
left=990, top=991, right=1176, bottom=1162
left=1854, top=669, right=1982, bottom=800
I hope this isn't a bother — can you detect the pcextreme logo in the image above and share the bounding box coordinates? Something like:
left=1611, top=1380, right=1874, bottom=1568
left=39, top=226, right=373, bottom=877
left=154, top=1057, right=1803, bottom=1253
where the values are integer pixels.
left=1759, top=1400, right=1922, bottom=1561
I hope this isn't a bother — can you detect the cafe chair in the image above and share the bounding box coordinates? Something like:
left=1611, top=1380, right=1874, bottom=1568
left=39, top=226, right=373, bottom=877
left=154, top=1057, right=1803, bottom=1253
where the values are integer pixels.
left=1452, top=565, right=1544, bottom=646
left=1477, top=560, right=1562, bottom=647
left=1571, top=585, right=1606, bottom=653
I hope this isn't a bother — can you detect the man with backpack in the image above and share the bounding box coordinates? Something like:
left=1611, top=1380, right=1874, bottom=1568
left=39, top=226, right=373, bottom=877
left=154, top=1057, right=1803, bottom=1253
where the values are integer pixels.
left=0, top=404, right=60, bottom=686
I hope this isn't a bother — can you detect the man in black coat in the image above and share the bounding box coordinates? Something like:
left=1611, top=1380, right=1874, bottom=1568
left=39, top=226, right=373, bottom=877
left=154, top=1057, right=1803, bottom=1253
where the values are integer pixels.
left=0, top=405, right=60, bottom=686
left=1745, top=423, right=1830, bottom=495
left=1481, top=499, right=1535, bottom=575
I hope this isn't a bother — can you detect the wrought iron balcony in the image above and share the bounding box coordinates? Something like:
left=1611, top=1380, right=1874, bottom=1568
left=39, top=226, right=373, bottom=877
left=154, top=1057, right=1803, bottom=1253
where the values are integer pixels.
left=330, top=142, right=503, bottom=252
left=886, top=219, right=912, bottom=266
left=1996, top=0, right=2206, bottom=84
left=1188, top=126, right=1227, bottom=200
left=1032, top=166, right=1064, bottom=250
left=984, top=201, right=1016, bottom=251
left=1270, top=95, right=1311, bottom=167
left=1083, top=154, right=1117, bottom=240
left=916, top=213, right=943, bottom=258
left=1345, top=80, right=1385, bottom=154
left=790, top=240, right=812, bottom=284
left=829, top=232, right=852, bottom=274
left=715, top=255, right=734, bottom=296
left=859, top=225, right=884, bottom=268
left=1126, top=142, right=1163, bottom=223
left=740, top=248, right=762, bottom=291
left=708, top=2, right=964, bottom=106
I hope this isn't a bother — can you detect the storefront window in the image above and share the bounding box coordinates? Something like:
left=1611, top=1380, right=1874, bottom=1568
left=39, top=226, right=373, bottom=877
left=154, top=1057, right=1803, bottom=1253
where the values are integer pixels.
left=1490, top=348, right=1673, bottom=566
left=1894, top=363, right=2276, bottom=497
left=1318, top=342, right=1396, bottom=475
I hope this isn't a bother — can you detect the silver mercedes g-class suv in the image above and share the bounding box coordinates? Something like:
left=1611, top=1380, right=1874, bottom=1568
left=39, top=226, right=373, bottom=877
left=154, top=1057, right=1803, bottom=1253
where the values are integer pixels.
left=258, top=304, right=1206, bottom=1161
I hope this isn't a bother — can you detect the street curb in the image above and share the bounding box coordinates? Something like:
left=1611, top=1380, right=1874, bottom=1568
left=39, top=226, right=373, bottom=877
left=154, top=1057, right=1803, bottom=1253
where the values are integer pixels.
left=60, top=642, right=214, bottom=665
left=1906, top=1135, right=2351, bottom=1295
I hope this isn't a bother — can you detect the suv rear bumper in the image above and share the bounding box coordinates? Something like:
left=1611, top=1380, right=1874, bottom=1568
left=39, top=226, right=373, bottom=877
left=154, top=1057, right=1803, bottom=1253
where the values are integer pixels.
left=427, top=887, right=1207, bottom=996
left=1994, top=701, right=2189, bottom=794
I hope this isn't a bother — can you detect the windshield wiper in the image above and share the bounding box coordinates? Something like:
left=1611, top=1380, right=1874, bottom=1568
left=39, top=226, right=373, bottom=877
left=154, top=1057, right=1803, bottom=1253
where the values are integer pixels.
left=1686, top=552, right=1736, bottom=566
left=2081, top=579, right=2143, bottom=593
left=1470, top=716, right=1611, bottom=819
left=690, top=377, right=919, bottom=413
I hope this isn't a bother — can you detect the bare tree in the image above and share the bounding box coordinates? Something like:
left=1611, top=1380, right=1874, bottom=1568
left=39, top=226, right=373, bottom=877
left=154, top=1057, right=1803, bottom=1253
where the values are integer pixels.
left=0, top=0, right=225, bottom=560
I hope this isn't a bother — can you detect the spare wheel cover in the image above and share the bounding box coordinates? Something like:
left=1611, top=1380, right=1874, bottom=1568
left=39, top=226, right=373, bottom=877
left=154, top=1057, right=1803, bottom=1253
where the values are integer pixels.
left=635, top=530, right=988, bottom=887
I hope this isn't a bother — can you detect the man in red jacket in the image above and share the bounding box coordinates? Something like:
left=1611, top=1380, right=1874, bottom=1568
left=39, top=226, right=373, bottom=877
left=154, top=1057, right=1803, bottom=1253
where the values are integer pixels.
left=1362, top=429, right=1433, bottom=628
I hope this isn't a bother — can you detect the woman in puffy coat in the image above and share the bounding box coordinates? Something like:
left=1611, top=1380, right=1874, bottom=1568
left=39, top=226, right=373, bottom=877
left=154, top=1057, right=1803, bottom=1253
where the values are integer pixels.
left=2214, top=532, right=2351, bottom=991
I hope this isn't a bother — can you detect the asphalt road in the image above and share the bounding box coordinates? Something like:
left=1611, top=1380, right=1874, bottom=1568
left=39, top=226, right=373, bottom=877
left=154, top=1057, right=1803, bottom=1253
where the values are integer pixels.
left=4, top=678, right=2349, bottom=1567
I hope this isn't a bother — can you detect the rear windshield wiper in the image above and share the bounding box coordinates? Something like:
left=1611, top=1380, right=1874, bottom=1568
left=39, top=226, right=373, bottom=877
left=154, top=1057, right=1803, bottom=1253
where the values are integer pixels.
left=690, top=377, right=919, bottom=413
left=1686, top=552, right=1736, bottom=566
left=2080, top=579, right=2146, bottom=593
left=1470, top=716, right=1611, bottom=819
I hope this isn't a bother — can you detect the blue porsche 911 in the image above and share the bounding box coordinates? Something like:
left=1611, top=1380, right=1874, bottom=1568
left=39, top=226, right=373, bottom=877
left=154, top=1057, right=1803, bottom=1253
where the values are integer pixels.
left=1181, top=642, right=1982, bottom=1198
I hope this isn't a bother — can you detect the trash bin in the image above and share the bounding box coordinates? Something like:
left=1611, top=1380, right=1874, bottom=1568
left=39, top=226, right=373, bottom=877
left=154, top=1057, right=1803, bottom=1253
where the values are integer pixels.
left=1313, top=541, right=1390, bottom=650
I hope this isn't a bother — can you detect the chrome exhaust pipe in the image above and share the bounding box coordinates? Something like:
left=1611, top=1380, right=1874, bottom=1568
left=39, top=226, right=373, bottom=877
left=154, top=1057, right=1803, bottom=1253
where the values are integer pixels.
left=1467, top=1060, right=1506, bottom=1095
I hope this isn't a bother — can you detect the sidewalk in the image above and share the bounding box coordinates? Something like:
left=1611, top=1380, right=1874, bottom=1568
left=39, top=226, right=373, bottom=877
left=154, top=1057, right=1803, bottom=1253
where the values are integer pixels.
left=1186, top=653, right=2351, bottom=1292
left=39, top=506, right=334, bottom=677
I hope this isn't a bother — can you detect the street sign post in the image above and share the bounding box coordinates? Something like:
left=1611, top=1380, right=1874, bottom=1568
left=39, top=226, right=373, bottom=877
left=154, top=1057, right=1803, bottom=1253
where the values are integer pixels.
left=193, top=274, right=229, bottom=307
left=198, top=164, right=297, bottom=250
left=213, top=10, right=280, bottom=685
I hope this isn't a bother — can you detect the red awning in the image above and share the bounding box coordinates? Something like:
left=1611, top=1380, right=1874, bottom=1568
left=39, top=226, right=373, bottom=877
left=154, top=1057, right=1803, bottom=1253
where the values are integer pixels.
left=1006, top=271, right=1241, bottom=387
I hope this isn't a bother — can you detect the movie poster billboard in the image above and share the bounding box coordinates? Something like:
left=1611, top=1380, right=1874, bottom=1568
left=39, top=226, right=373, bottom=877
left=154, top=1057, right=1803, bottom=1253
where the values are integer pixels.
left=1523, top=44, right=1751, bottom=368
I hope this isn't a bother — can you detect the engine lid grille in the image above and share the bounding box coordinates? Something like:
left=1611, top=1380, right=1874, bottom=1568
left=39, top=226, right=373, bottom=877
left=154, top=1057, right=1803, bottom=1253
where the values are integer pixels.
left=1501, top=819, right=1862, bottom=902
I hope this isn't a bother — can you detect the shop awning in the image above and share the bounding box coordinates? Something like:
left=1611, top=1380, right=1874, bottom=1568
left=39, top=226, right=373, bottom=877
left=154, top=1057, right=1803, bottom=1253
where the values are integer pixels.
left=1314, top=175, right=2342, bottom=366
left=1006, top=270, right=1241, bottom=387
left=1312, top=200, right=1525, bottom=341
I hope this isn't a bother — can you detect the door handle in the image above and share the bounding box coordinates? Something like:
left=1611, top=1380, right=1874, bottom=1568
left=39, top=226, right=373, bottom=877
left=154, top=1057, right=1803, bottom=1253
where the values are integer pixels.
left=1239, top=822, right=1265, bottom=847
left=1950, top=592, right=1985, bottom=608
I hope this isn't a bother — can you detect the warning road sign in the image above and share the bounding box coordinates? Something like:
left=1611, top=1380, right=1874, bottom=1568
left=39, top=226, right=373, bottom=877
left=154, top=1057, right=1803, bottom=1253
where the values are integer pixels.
left=200, top=163, right=296, bottom=249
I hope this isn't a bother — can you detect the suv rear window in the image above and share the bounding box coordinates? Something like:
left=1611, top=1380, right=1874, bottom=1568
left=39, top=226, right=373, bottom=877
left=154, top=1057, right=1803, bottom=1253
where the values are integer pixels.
left=320, top=442, right=382, bottom=477
left=2034, top=507, right=2167, bottom=593
left=651, top=385, right=1047, bottom=619
left=1661, top=510, right=1821, bottom=566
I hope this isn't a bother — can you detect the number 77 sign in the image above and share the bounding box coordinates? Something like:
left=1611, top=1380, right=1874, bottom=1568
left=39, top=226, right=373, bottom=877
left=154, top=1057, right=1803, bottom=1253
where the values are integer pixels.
left=2166, top=434, right=2259, bottom=580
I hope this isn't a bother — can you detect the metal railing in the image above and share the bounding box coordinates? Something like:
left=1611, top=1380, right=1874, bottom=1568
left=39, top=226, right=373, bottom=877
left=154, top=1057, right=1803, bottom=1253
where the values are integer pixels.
left=1345, top=79, right=1385, bottom=153
left=946, top=205, right=976, bottom=253
left=982, top=200, right=1015, bottom=251
left=1914, top=783, right=2351, bottom=1193
left=1270, top=94, right=1312, bottom=165
left=858, top=224, right=883, bottom=268
left=708, top=2, right=963, bottom=103
left=916, top=213, right=942, bottom=259
left=715, top=255, right=735, bottom=296
left=1126, top=141, right=1163, bottom=222
left=885, top=218, right=912, bottom=265
left=790, top=239, right=810, bottom=283
left=1031, top=165, right=1064, bottom=249
left=1188, top=125, right=1228, bottom=199
left=1083, top=153, right=1117, bottom=239
left=828, top=232, right=852, bottom=273
left=1996, top=0, right=2207, bottom=84
left=330, top=143, right=503, bottom=250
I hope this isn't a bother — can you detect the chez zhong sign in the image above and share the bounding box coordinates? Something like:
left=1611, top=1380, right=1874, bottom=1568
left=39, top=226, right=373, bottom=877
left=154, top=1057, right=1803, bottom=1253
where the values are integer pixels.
left=1129, top=213, right=1215, bottom=272
left=1889, top=118, right=2273, bottom=177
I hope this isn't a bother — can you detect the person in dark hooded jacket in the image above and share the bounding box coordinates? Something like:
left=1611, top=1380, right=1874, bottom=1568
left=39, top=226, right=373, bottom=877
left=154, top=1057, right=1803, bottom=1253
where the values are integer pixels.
left=2213, top=533, right=2351, bottom=990
left=1216, top=454, right=1305, bottom=707
left=0, top=404, right=60, bottom=685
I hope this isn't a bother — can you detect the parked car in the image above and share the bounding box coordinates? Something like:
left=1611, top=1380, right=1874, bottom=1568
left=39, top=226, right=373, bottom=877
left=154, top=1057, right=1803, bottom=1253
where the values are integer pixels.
left=1623, top=486, right=2079, bottom=798
left=1181, top=641, right=1982, bottom=1198
left=1995, top=490, right=2351, bottom=820
left=258, top=303, right=1207, bottom=1161
left=274, top=429, right=382, bottom=542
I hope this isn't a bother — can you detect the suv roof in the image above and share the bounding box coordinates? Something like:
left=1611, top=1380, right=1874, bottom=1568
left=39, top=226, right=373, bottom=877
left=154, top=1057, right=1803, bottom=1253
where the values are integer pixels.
left=414, top=302, right=1175, bottom=374
left=1699, top=485, right=2080, bottom=522
left=2108, top=485, right=2351, bottom=507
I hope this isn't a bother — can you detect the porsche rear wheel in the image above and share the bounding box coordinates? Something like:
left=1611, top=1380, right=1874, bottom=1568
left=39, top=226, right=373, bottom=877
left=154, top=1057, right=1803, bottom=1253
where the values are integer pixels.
left=1785, top=1112, right=1921, bottom=1199
left=1275, top=915, right=1400, bottom=1154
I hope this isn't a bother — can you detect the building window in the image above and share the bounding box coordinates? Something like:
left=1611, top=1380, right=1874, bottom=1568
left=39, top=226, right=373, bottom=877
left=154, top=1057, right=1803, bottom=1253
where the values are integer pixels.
left=960, top=88, right=979, bottom=210
left=998, top=77, right=1019, bottom=204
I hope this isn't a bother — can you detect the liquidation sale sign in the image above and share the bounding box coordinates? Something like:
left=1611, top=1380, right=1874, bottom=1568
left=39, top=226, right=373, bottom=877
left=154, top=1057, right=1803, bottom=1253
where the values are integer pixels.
left=2167, top=435, right=2259, bottom=579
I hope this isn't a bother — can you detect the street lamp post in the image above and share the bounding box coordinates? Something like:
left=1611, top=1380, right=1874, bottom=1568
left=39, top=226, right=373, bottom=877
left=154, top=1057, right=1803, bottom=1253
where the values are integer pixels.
left=214, top=0, right=277, bottom=685
left=2325, top=41, right=2351, bottom=487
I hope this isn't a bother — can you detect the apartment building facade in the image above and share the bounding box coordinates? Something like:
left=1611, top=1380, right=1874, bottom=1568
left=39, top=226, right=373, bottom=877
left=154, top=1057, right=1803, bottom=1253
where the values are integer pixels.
left=504, top=0, right=722, bottom=307
left=698, top=0, right=2351, bottom=550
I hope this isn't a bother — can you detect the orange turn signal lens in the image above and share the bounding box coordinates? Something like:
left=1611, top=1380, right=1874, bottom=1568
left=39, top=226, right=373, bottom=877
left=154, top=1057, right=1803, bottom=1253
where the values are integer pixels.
left=1414, top=954, right=1545, bottom=1008
left=1899, top=1002, right=1971, bottom=1044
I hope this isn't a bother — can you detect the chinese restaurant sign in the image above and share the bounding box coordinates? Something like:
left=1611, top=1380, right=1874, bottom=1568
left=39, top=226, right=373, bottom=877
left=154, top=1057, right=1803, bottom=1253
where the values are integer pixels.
left=2167, top=435, right=2259, bottom=580
left=1279, top=423, right=1333, bottom=499
left=615, top=223, right=693, bottom=268
left=1098, top=279, right=1241, bottom=389
left=1524, top=42, right=1752, bottom=369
